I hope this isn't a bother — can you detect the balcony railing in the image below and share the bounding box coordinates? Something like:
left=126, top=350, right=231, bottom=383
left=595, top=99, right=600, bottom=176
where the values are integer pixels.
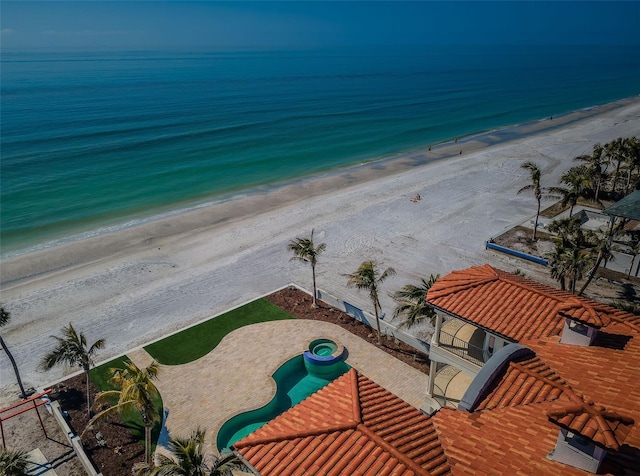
left=437, top=328, right=487, bottom=367
left=432, top=365, right=463, bottom=409
left=431, top=364, right=473, bottom=409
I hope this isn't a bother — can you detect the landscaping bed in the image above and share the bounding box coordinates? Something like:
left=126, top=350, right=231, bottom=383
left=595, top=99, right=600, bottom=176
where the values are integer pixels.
left=53, top=375, right=145, bottom=476
left=266, top=286, right=431, bottom=374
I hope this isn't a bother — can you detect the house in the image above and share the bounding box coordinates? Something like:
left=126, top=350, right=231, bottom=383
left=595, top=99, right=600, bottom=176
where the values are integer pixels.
left=424, top=264, right=638, bottom=411
left=234, top=264, right=639, bottom=474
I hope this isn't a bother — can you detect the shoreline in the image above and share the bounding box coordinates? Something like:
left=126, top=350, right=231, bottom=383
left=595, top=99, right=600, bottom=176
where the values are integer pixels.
left=2, top=95, right=638, bottom=282
left=1, top=96, right=639, bottom=402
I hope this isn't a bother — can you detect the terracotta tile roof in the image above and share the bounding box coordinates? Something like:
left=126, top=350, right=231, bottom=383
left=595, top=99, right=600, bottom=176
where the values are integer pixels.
left=426, top=264, right=640, bottom=474
left=547, top=403, right=634, bottom=450
left=432, top=404, right=574, bottom=475
left=426, top=264, right=630, bottom=341
left=234, top=264, right=640, bottom=475
left=474, top=355, right=568, bottom=411
left=526, top=335, right=640, bottom=422
left=234, top=369, right=450, bottom=476
left=472, top=353, right=635, bottom=451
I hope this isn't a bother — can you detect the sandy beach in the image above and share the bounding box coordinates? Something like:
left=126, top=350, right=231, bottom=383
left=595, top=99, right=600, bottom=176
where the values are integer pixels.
left=1, top=97, right=639, bottom=404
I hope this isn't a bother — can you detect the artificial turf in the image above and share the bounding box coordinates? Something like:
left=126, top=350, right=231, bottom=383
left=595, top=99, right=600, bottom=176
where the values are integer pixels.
left=143, top=298, right=295, bottom=365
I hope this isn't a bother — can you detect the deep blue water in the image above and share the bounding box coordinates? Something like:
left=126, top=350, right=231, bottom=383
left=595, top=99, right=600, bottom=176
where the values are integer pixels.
left=2, top=45, right=639, bottom=256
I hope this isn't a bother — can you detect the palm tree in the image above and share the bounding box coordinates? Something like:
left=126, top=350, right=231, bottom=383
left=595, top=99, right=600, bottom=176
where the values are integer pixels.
left=547, top=244, right=569, bottom=291
left=577, top=229, right=615, bottom=296
left=134, top=428, right=243, bottom=476
left=605, top=137, right=627, bottom=196
left=575, top=143, right=608, bottom=203
left=625, top=237, right=640, bottom=279
left=40, top=323, right=105, bottom=417
left=517, top=161, right=543, bottom=240
left=621, top=136, right=640, bottom=195
left=288, top=229, right=326, bottom=307
left=0, top=448, right=30, bottom=476
left=391, top=275, right=439, bottom=329
left=87, top=360, right=161, bottom=464
left=546, top=165, right=591, bottom=217
left=547, top=216, right=585, bottom=249
left=345, top=261, right=396, bottom=345
left=563, top=246, right=591, bottom=294
left=0, top=306, right=28, bottom=399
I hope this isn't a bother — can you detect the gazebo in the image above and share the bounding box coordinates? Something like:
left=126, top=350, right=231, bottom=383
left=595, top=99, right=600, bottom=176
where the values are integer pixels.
left=603, top=190, right=640, bottom=222
left=603, top=190, right=640, bottom=277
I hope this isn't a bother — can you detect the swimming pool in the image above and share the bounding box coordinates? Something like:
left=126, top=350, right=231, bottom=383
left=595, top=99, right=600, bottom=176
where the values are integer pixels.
left=216, top=354, right=350, bottom=450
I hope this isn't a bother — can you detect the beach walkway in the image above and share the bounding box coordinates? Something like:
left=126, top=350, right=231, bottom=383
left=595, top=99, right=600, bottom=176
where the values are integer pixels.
left=126, top=320, right=428, bottom=453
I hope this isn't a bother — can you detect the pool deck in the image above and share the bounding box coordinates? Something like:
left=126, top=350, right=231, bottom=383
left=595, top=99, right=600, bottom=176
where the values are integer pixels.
left=126, top=319, right=428, bottom=454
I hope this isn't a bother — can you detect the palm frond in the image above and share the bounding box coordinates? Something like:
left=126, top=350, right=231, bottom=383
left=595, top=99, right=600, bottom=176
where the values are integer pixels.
left=0, top=448, right=30, bottom=475
left=0, top=307, right=10, bottom=328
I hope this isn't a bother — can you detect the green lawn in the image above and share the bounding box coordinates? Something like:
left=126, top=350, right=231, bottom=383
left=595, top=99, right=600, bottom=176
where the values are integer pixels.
left=89, top=356, right=163, bottom=454
left=144, top=298, right=295, bottom=365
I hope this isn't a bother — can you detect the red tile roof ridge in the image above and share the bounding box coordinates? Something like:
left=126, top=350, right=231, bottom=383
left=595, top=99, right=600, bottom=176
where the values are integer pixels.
left=608, top=313, right=640, bottom=333
left=349, top=368, right=363, bottom=423
left=428, top=264, right=571, bottom=312
left=427, top=264, right=637, bottom=340
left=557, top=297, right=609, bottom=328
left=547, top=400, right=635, bottom=450
left=232, top=422, right=359, bottom=449
left=426, top=264, right=500, bottom=300
left=492, top=267, right=601, bottom=312
left=356, top=423, right=433, bottom=476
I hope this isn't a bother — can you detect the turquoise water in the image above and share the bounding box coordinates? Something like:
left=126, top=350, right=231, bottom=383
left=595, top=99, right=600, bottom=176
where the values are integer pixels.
left=2, top=45, right=639, bottom=256
left=216, top=354, right=349, bottom=450
left=310, top=338, right=339, bottom=356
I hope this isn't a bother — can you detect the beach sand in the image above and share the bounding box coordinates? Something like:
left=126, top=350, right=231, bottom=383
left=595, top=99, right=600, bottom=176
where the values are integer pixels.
left=1, top=97, right=639, bottom=404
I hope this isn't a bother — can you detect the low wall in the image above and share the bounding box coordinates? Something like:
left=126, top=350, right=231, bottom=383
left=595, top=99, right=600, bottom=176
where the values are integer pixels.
left=316, top=288, right=430, bottom=355
left=485, top=242, right=548, bottom=266
left=50, top=400, right=102, bottom=476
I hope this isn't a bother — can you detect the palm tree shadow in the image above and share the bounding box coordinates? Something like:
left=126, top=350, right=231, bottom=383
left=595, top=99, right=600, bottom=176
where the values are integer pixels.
left=617, top=283, right=638, bottom=301
left=56, top=387, right=85, bottom=411
left=593, top=331, right=632, bottom=350
left=121, top=417, right=163, bottom=455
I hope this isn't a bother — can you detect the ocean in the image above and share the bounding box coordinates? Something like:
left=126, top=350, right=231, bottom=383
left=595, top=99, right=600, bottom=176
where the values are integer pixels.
left=1, top=44, right=639, bottom=257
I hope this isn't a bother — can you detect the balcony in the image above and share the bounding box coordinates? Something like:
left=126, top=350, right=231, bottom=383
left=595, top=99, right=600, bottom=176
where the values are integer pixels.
left=432, top=364, right=474, bottom=409
left=437, top=318, right=488, bottom=367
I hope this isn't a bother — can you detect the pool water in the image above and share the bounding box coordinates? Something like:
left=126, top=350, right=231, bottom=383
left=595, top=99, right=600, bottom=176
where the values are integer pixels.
left=310, top=338, right=338, bottom=356
left=216, top=355, right=349, bottom=450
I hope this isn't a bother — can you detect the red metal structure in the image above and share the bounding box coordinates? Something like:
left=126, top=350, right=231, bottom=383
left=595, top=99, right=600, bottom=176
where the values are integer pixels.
left=0, top=389, right=51, bottom=449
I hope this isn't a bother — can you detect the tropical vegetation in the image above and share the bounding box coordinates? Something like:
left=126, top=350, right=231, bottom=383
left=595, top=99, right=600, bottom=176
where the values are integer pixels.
left=40, top=323, right=105, bottom=417
left=133, top=428, right=243, bottom=476
left=0, top=448, right=30, bottom=476
left=513, top=136, right=640, bottom=294
left=391, top=275, right=440, bottom=329
left=517, top=161, right=543, bottom=240
left=87, top=360, right=161, bottom=464
left=345, top=260, right=396, bottom=345
left=545, top=216, right=616, bottom=295
left=545, top=165, right=593, bottom=217
left=288, top=229, right=326, bottom=307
